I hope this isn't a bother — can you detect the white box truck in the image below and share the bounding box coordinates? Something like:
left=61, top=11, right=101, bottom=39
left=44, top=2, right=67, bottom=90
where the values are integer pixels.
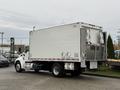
left=14, top=22, right=107, bottom=77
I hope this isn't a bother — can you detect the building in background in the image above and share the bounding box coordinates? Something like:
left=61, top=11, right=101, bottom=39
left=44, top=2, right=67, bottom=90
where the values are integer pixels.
left=0, top=44, right=29, bottom=54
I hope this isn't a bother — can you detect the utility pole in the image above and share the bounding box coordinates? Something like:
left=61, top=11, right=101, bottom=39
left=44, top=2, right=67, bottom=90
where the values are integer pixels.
left=10, top=37, right=15, bottom=63
left=0, top=32, right=4, bottom=55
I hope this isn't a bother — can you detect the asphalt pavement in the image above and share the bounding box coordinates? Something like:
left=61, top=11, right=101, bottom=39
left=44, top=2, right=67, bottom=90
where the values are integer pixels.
left=0, top=65, right=120, bottom=90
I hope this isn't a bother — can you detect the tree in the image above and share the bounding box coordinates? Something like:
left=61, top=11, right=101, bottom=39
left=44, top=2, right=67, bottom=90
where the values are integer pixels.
left=107, top=34, right=115, bottom=59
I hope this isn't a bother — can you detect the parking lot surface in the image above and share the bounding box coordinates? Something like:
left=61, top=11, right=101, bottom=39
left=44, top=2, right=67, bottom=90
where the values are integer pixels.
left=0, top=65, right=120, bottom=90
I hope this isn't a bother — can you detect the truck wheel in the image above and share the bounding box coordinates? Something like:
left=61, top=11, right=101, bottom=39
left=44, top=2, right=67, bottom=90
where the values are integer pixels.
left=15, top=62, right=23, bottom=72
left=52, top=63, right=64, bottom=77
left=71, top=70, right=81, bottom=77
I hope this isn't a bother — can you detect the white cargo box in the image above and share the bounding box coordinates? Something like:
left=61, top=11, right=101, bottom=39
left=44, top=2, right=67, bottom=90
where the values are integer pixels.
left=29, top=22, right=106, bottom=62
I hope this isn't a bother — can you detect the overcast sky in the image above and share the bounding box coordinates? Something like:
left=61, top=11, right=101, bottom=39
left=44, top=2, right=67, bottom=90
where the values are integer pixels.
left=0, top=0, right=120, bottom=45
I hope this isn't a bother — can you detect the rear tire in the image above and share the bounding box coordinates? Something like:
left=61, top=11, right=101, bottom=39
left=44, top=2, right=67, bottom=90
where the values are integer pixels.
left=15, top=62, right=23, bottom=72
left=52, top=63, right=64, bottom=77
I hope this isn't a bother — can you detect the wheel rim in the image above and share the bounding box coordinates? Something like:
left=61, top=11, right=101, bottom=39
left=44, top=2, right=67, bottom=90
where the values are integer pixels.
left=53, top=66, right=60, bottom=75
left=16, top=64, right=20, bottom=71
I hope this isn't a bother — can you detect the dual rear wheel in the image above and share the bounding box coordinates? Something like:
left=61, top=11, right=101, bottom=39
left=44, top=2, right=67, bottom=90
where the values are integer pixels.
left=51, top=63, right=81, bottom=77
left=51, top=63, right=65, bottom=77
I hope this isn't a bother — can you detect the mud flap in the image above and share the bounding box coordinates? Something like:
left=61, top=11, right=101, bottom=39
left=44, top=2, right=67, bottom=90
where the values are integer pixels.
left=81, top=60, right=86, bottom=68
left=90, top=61, right=98, bottom=69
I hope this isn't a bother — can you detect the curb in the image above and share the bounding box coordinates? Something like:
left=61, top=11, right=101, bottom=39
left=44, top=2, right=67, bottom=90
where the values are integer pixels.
left=82, top=73, right=120, bottom=79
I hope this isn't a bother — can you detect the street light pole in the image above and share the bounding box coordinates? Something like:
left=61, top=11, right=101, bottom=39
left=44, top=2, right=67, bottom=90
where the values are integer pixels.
left=0, top=32, right=4, bottom=55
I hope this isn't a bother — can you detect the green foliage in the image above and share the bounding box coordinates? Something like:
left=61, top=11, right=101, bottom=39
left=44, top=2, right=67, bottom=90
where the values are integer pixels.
left=107, top=35, right=115, bottom=59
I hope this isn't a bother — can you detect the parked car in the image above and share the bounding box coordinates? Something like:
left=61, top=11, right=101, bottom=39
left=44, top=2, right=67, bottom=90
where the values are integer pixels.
left=0, top=55, right=9, bottom=67
left=115, top=50, right=120, bottom=59
left=3, top=52, right=19, bottom=63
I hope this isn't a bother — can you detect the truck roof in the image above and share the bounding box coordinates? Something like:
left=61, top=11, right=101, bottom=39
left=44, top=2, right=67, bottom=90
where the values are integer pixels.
left=31, top=22, right=102, bottom=32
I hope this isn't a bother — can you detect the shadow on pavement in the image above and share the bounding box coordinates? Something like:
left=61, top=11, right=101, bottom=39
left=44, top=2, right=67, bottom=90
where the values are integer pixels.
left=21, top=70, right=98, bottom=81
